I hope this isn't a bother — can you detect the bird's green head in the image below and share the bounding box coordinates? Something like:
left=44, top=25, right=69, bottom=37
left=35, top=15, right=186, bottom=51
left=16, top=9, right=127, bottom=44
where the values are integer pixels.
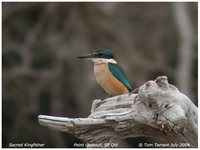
left=93, top=48, right=114, bottom=59
left=78, top=48, right=117, bottom=64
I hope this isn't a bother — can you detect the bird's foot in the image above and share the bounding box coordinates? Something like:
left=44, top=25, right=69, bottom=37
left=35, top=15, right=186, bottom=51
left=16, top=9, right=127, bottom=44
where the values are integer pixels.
left=91, top=97, right=110, bottom=111
left=129, top=88, right=139, bottom=95
left=101, top=95, right=113, bottom=100
left=91, top=99, right=102, bottom=112
left=100, top=95, right=113, bottom=104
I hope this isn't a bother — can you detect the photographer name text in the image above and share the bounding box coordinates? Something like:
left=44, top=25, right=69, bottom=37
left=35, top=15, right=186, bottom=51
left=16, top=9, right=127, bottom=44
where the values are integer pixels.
left=139, top=142, right=190, bottom=148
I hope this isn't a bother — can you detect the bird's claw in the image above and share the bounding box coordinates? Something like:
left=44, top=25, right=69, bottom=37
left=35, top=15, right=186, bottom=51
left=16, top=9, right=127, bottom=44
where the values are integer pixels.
left=130, top=88, right=139, bottom=94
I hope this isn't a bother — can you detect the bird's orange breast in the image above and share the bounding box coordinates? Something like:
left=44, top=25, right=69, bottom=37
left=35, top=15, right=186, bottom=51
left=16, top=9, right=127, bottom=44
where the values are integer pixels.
left=94, top=64, right=129, bottom=96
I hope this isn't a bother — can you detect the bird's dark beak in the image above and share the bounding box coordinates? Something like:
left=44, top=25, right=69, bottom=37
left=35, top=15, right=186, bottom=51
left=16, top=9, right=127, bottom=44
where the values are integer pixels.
left=77, top=53, right=94, bottom=59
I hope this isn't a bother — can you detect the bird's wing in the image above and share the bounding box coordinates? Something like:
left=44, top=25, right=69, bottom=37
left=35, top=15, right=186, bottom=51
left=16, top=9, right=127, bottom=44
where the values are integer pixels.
left=108, top=63, right=132, bottom=92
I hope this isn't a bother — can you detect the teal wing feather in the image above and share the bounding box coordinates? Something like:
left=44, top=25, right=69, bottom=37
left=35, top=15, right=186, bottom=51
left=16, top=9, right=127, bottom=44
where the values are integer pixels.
left=108, top=63, right=132, bottom=92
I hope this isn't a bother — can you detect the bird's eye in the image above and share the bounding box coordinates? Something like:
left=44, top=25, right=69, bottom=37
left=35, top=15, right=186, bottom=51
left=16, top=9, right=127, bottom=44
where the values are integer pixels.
left=97, top=53, right=104, bottom=57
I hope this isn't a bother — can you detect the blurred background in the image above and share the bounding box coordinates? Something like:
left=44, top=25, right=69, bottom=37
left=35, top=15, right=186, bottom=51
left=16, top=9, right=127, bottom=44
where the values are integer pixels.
left=2, top=2, right=197, bottom=148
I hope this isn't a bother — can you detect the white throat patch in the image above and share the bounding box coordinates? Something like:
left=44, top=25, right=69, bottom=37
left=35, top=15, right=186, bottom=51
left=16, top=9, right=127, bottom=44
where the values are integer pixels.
left=91, top=58, right=117, bottom=64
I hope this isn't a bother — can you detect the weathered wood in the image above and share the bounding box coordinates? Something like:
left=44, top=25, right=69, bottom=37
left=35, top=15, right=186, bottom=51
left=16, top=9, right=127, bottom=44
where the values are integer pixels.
left=38, top=76, right=197, bottom=148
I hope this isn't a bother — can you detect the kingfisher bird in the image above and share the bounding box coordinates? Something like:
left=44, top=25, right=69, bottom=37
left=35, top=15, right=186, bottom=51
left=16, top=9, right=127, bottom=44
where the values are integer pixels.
left=78, top=48, right=132, bottom=96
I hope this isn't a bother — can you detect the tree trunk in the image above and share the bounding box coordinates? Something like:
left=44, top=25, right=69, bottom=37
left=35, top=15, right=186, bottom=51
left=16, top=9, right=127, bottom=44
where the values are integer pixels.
left=38, top=76, right=197, bottom=148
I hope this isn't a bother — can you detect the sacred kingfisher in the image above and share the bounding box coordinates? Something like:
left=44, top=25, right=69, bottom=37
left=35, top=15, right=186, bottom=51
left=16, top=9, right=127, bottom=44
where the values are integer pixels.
left=78, top=48, right=132, bottom=96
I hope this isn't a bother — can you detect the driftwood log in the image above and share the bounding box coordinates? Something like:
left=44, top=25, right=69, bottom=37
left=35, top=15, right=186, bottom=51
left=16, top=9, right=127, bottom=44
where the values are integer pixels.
left=38, top=76, right=197, bottom=148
